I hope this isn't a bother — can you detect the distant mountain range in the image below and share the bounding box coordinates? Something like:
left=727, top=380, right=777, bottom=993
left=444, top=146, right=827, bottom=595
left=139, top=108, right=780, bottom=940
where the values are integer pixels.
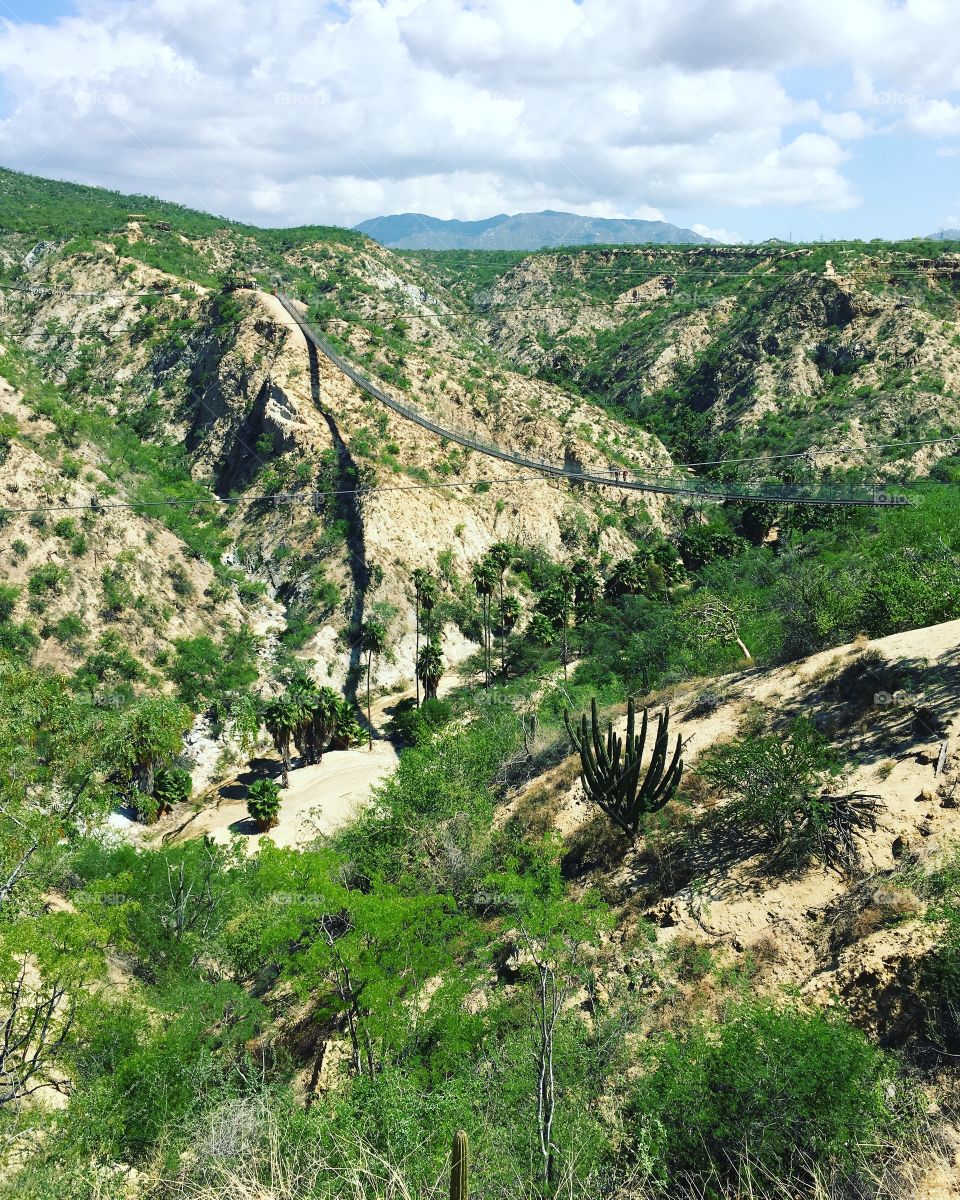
left=928, top=229, right=960, bottom=240
left=354, top=209, right=715, bottom=250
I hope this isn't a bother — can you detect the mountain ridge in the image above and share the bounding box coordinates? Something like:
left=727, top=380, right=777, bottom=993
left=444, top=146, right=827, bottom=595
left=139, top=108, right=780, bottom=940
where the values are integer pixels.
left=355, top=208, right=715, bottom=250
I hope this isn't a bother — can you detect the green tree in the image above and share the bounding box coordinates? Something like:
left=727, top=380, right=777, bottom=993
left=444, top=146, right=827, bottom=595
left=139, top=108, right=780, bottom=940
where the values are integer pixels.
left=471, top=558, right=497, bottom=687
left=486, top=542, right=513, bottom=676
left=417, top=637, right=443, bottom=702
left=110, top=694, right=192, bottom=817
left=0, top=664, right=116, bottom=904
left=536, top=569, right=574, bottom=680
left=487, top=845, right=610, bottom=1194
left=412, top=568, right=439, bottom=706
left=240, top=845, right=459, bottom=1077
left=288, top=674, right=341, bottom=765
left=570, top=558, right=601, bottom=621
left=359, top=618, right=388, bottom=750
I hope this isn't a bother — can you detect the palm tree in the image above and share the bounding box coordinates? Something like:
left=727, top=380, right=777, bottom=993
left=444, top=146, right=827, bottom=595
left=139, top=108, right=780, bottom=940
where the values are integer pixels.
left=359, top=619, right=388, bottom=750
left=471, top=558, right=497, bottom=687
left=537, top=569, right=574, bottom=680
left=417, top=638, right=443, bottom=702
left=262, top=694, right=303, bottom=787
left=486, top=542, right=513, bottom=677
left=412, top=568, right=439, bottom=706
left=571, top=557, right=601, bottom=622
left=289, top=676, right=340, bottom=765
left=328, top=696, right=365, bottom=751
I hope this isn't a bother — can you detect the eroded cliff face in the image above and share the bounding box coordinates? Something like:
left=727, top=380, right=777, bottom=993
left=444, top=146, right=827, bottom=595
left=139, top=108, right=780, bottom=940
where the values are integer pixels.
left=471, top=244, right=960, bottom=473
left=0, top=230, right=676, bottom=692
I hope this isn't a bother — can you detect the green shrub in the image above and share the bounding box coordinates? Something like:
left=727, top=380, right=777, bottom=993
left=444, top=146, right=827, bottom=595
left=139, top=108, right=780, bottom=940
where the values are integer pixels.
left=0, top=585, right=18, bottom=622
left=61, top=452, right=82, bottom=479
left=247, top=778, right=281, bottom=829
left=628, top=1001, right=909, bottom=1196
left=28, top=563, right=69, bottom=595
left=101, top=564, right=134, bottom=613
left=153, top=766, right=193, bottom=811
left=169, top=563, right=195, bottom=599
left=237, top=578, right=266, bottom=603
left=930, top=455, right=960, bottom=485
left=52, top=612, right=86, bottom=645
left=677, top=522, right=746, bottom=571
left=912, top=848, right=960, bottom=1051
left=386, top=696, right=453, bottom=745
left=53, top=516, right=78, bottom=539
left=698, top=717, right=851, bottom=864
left=0, top=412, right=17, bottom=462
left=0, top=618, right=38, bottom=659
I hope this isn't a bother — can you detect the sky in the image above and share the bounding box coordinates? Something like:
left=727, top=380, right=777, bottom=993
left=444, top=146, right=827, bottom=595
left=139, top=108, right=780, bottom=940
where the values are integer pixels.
left=0, top=0, right=958, bottom=241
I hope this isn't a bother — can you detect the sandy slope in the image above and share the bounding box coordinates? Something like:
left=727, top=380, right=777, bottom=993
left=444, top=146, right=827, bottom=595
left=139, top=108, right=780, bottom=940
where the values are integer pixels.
left=167, top=741, right=398, bottom=851
left=509, top=614, right=960, bottom=1016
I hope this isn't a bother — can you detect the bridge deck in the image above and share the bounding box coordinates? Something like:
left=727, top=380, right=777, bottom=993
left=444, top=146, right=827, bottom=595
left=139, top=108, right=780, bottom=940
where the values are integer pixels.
left=276, top=293, right=907, bottom=509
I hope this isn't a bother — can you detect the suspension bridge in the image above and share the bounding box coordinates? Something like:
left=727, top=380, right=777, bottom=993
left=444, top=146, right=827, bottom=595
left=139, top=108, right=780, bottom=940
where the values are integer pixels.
left=274, top=293, right=909, bottom=509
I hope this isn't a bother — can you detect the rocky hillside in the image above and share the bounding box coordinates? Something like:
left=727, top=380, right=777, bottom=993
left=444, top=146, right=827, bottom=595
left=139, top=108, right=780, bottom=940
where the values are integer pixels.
left=0, top=170, right=676, bottom=698
left=420, top=242, right=960, bottom=472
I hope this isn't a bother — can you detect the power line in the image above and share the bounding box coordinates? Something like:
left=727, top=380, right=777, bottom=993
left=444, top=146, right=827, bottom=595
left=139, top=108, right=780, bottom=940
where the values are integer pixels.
left=0, top=464, right=913, bottom=519
left=0, top=282, right=185, bottom=299
left=678, top=433, right=960, bottom=469
left=0, top=471, right=659, bottom=516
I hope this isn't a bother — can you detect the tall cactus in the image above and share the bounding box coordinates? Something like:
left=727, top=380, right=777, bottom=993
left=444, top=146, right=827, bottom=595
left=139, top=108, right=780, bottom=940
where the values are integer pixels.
left=565, top=698, right=683, bottom=838
left=449, top=1129, right=469, bottom=1200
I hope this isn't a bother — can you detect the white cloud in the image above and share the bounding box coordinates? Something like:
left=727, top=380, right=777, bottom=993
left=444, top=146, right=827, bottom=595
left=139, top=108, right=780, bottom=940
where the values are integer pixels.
left=0, top=0, right=953, bottom=227
left=692, top=223, right=746, bottom=243
left=820, top=111, right=871, bottom=140
left=902, top=99, right=960, bottom=137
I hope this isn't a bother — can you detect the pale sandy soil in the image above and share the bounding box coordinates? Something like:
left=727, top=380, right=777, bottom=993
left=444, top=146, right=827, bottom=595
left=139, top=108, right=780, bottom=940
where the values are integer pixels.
left=166, top=740, right=398, bottom=851
left=507, top=614, right=960, bottom=1022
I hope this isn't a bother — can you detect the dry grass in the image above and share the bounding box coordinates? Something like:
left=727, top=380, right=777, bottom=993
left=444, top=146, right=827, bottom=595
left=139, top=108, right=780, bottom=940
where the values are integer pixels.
left=146, top=1094, right=960, bottom=1200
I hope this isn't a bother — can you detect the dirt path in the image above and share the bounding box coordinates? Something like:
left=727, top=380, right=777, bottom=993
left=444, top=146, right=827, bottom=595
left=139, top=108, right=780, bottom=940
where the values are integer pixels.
left=168, top=741, right=399, bottom=851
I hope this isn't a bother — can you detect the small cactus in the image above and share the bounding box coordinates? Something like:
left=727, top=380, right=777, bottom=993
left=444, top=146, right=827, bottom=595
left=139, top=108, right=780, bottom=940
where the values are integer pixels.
left=449, top=1129, right=469, bottom=1200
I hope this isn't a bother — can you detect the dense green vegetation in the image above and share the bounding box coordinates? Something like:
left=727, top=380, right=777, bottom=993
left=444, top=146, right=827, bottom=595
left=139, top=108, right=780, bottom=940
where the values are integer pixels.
left=0, top=166, right=362, bottom=248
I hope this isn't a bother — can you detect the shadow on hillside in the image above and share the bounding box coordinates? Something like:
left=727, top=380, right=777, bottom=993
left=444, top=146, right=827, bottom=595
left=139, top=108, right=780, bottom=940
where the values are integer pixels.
left=632, top=815, right=773, bottom=902
left=308, top=342, right=369, bottom=706
left=560, top=798, right=772, bottom=902
left=770, top=644, right=959, bottom=767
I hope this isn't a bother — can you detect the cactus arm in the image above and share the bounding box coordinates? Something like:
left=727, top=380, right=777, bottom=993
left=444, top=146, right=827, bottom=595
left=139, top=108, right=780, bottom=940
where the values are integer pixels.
left=449, top=1129, right=469, bottom=1200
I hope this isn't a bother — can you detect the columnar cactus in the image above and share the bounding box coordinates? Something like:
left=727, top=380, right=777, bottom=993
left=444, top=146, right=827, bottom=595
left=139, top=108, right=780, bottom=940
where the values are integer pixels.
left=565, top=698, right=683, bottom=838
left=449, top=1129, right=469, bottom=1200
